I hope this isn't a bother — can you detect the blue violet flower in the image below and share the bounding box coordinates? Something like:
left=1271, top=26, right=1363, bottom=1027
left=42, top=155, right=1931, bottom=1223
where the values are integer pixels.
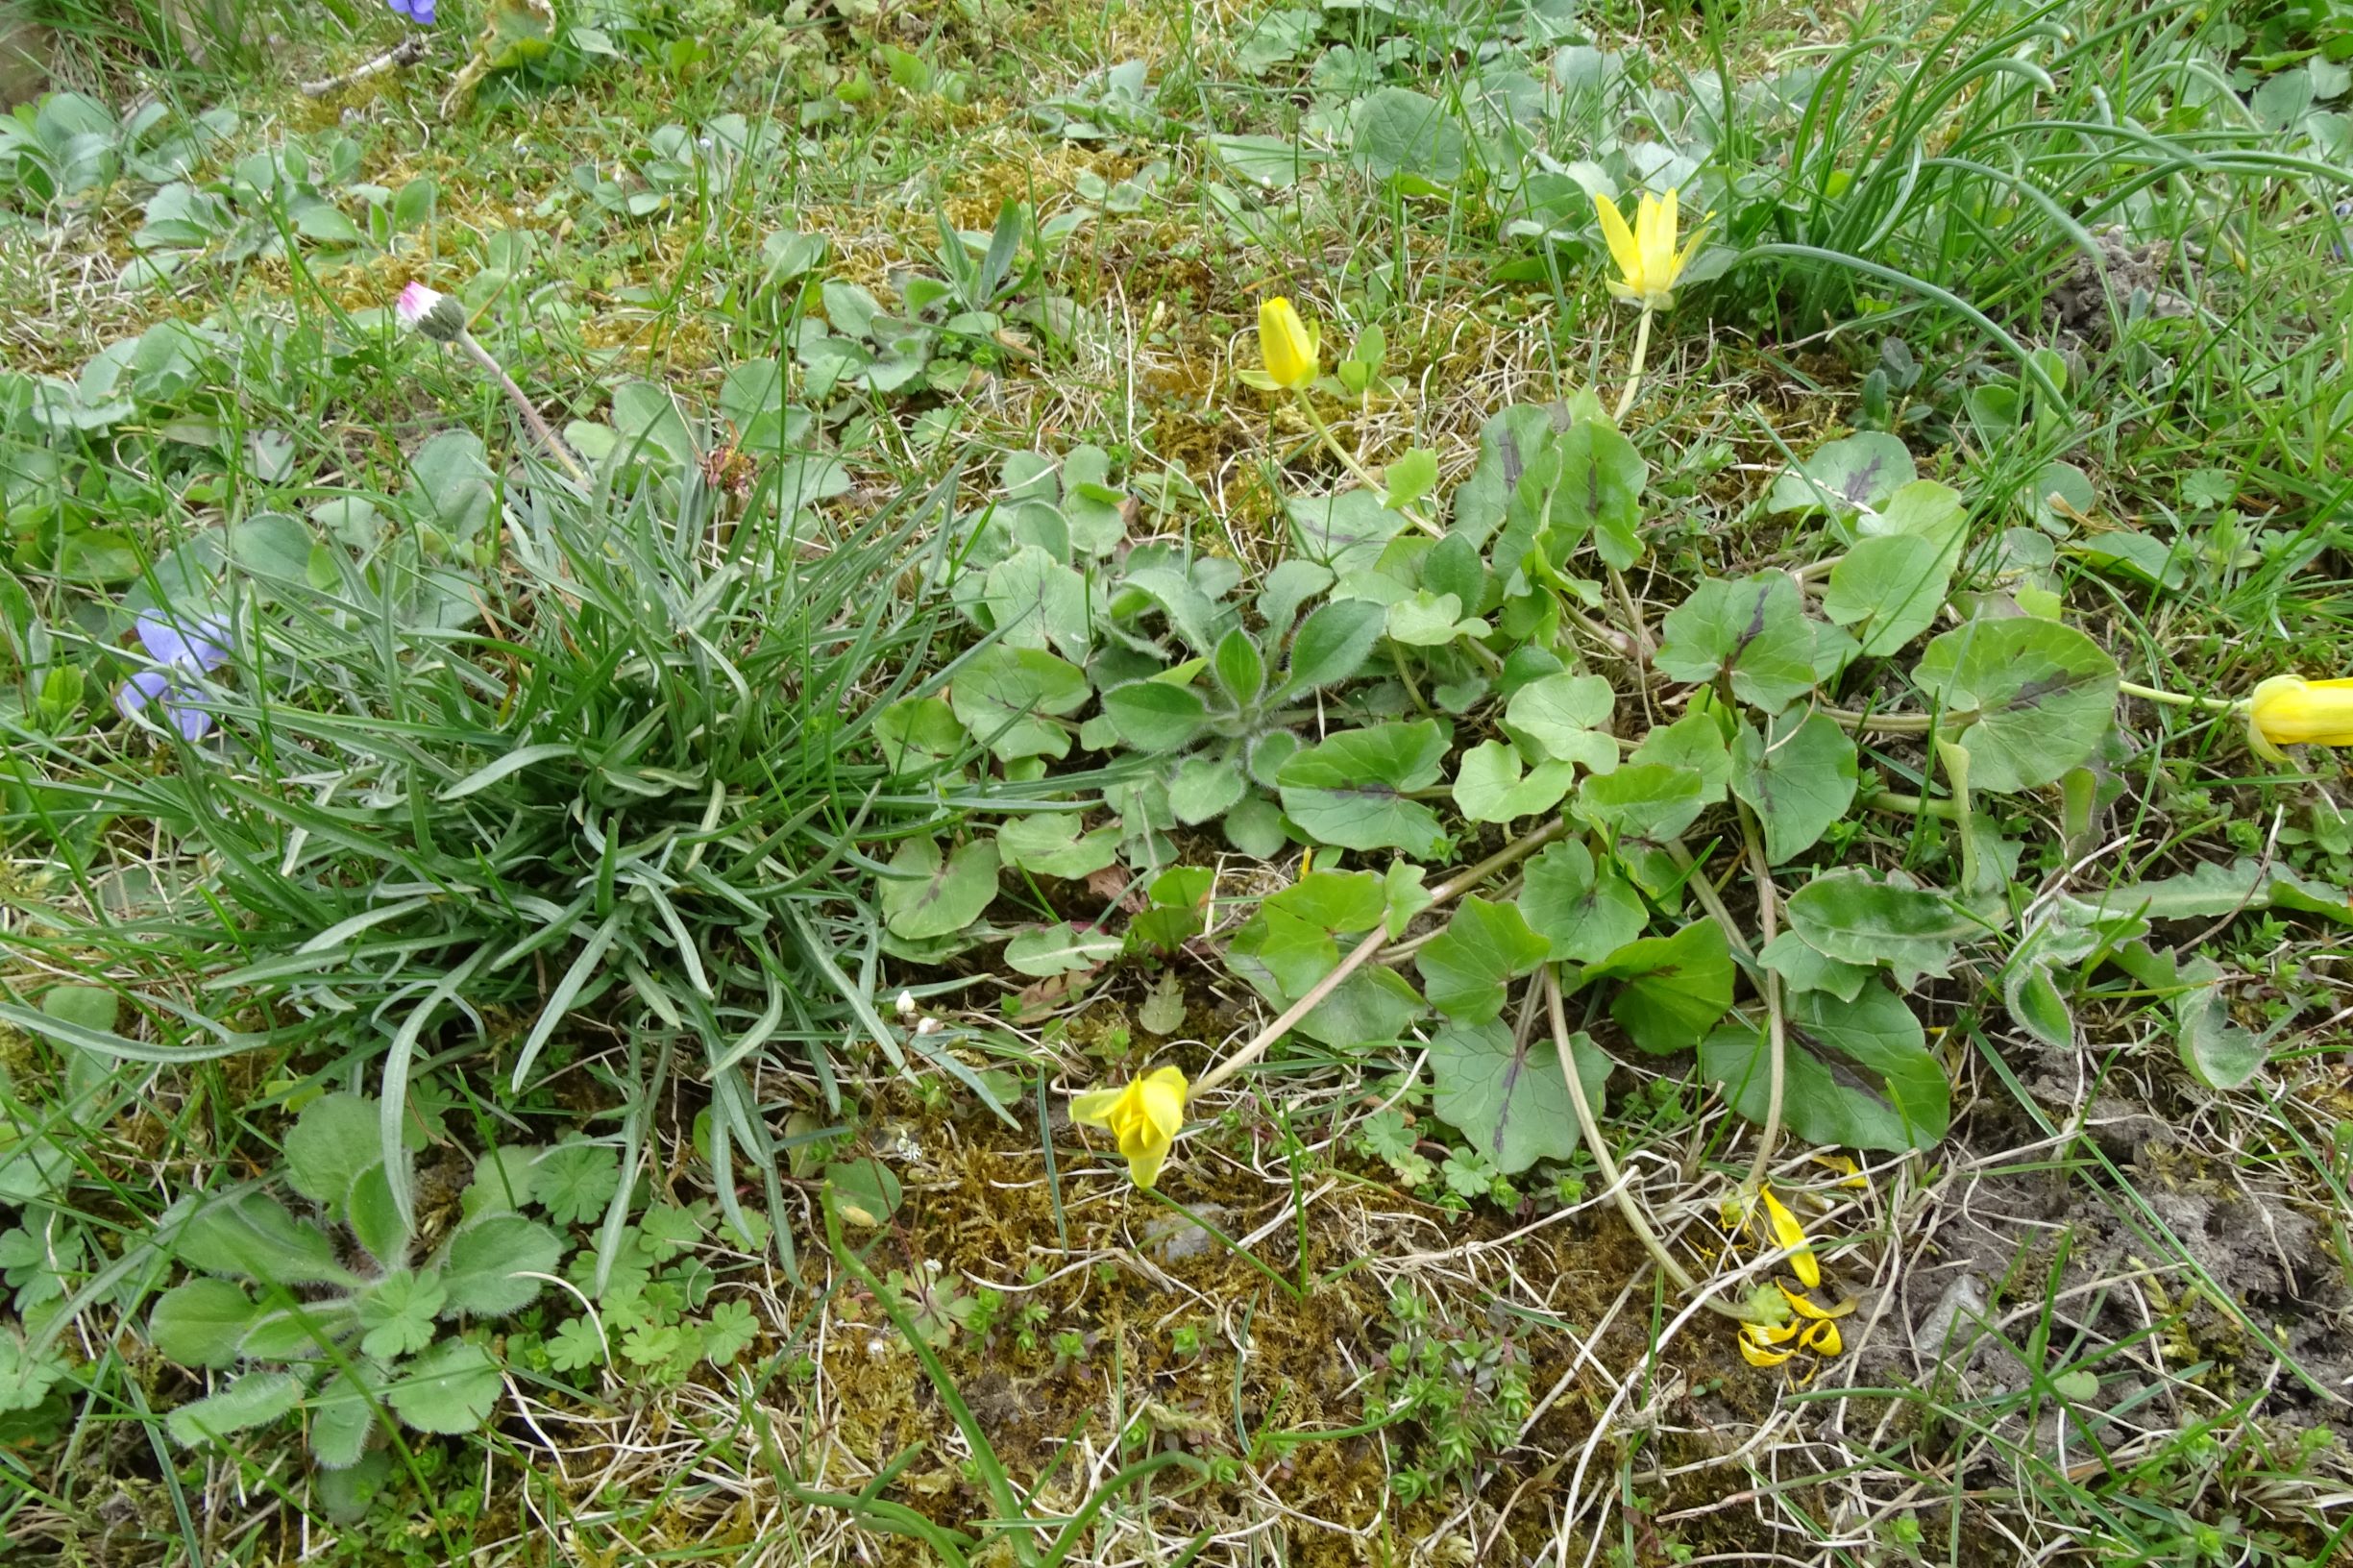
left=116, top=610, right=231, bottom=741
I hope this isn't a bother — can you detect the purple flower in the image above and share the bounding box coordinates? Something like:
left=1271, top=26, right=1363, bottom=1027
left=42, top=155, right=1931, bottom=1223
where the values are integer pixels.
left=115, top=610, right=231, bottom=741
left=387, top=0, right=437, bottom=23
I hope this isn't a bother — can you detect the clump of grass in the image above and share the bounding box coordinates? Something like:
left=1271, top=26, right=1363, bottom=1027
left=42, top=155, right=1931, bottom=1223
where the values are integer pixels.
left=3, top=460, right=989, bottom=1264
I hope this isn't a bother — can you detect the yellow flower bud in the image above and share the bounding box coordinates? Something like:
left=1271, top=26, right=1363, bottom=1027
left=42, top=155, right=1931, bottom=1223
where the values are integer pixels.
left=1258, top=297, right=1319, bottom=391
left=1069, top=1066, right=1189, bottom=1188
left=2246, top=674, right=2353, bottom=762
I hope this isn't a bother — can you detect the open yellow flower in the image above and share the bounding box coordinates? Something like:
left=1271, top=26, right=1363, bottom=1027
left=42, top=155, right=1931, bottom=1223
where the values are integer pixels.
left=1759, top=1186, right=1821, bottom=1289
left=2246, top=674, right=2353, bottom=762
left=1592, top=186, right=1706, bottom=310
left=1258, top=297, right=1320, bottom=390
left=1070, top=1066, right=1189, bottom=1188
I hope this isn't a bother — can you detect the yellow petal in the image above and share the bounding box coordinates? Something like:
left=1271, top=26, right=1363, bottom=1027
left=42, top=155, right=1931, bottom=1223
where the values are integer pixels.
left=1760, top=1186, right=1821, bottom=1289
left=1069, top=1088, right=1124, bottom=1128
left=1640, top=188, right=1679, bottom=300
left=1124, top=1129, right=1170, bottom=1188
left=1136, top=1065, right=1189, bottom=1139
left=1259, top=297, right=1319, bottom=390
left=1669, top=212, right=1709, bottom=289
left=1811, top=1153, right=1866, bottom=1189
left=1591, top=192, right=1643, bottom=293
left=1738, top=1325, right=1799, bottom=1367
left=1778, top=1285, right=1856, bottom=1321
left=1801, top=1319, right=1844, bottom=1356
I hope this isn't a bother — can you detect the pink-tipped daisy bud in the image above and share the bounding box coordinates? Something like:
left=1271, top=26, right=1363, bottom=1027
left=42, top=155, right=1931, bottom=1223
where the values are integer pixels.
left=396, top=282, right=466, bottom=342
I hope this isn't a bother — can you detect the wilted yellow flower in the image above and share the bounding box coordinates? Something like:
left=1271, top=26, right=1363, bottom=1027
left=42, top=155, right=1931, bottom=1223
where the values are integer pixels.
left=1592, top=187, right=1706, bottom=310
left=1070, top=1066, right=1189, bottom=1188
left=2246, top=674, right=2353, bottom=762
left=1258, top=297, right=1320, bottom=390
left=1740, top=1287, right=1852, bottom=1366
left=1738, top=1316, right=1802, bottom=1367
left=1759, top=1186, right=1821, bottom=1289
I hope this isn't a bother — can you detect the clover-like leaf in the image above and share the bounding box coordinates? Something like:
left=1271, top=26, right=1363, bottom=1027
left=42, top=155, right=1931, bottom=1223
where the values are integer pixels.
left=1518, top=841, right=1647, bottom=964
left=1629, top=708, right=1729, bottom=803
left=1003, top=922, right=1122, bottom=976
left=1428, top=1017, right=1610, bottom=1175
left=1911, top=618, right=2118, bottom=793
left=1700, top=983, right=1949, bottom=1152
left=879, top=836, right=1000, bottom=940
left=1415, top=896, right=1552, bottom=1023
left=1584, top=920, right=1733, bottom=1054
left=983, top=545, right=1092, bottom=661
left=1556, top=417, right=1648, bottom=570
left=1277, top=721, right=1451, bottom=856
left=1287, top=488, right=1407, bottom=575
left=1767, top=431, right=1915, bottom=515
left=1267, top=870, right=1386, bottom=934
left=1503, top=672, right=1618, bottom=772
left=1385, top=589, right=1489, bottom=646
left=948, top=646, right=1090, bottom=761
left=1824, top=532, right=1958, bottom=658
left=358, top=1270, right=447, bottom=1360
left=1574, top=762, right=1706, bottom=843
left=873, top=697, right=969, bottom=776
left=534, top=1140, right=622, bottom=1228
left=1654, top=573, right=1822, bottom=712
left=1452, top=740, right=1576, bottom=824
left=1756, top=930, right=1872, bottom=1002
left=996, top=814, right=1121, bottom=879
left=1730, top=712, right=1858, bottom=864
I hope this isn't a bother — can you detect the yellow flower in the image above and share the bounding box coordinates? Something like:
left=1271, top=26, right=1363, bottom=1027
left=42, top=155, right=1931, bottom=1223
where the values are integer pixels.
left=1591, top=186, right=1706, bottom=310
left=1070, top=1066, right=1189, bottom=1188
left=1258, top=297, right=1320, bottom=390
left=2246, top=674, right=2353, bottom=763
left=1759, top=1186, right=1821, bottom=1289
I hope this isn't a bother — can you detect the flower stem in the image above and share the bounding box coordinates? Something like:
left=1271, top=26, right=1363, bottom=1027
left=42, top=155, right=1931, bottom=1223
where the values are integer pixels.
left=1736, top=801, right=1786, bottom=1199
left=456, top=330, right=590, bottom=486
left=1611, top=306, right=1655, bottom=424
left=2118, top=679, right=2242, bottom=714
left=1544, top=967, right=1761, bottom=1324
left=1193, top=817, right=1571, bottom=1096
left=1290, top=392, right=1442, bottom=539
left=1828, top=680, right=2244, bottom=740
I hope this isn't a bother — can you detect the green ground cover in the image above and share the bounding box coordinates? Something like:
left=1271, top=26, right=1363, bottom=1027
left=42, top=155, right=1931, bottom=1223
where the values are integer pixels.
left=2, top=0, right=2352, bottom=1561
